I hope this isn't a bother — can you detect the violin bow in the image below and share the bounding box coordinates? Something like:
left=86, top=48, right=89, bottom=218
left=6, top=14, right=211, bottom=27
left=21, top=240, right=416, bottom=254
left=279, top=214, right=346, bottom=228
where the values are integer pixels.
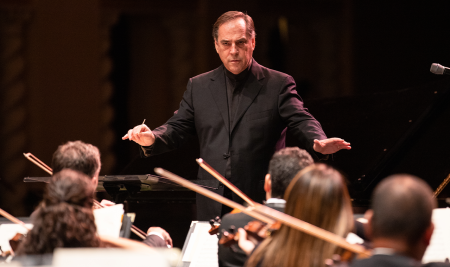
left=155, top=167, right=371, bottom=257
left=0, top=208, right=31, bottom=232
left=196, top=158, right=256, bottom=207
left=434, top=173, right=450, bottom=198
left=197, top=158, right=276, bottom=219
left=23, top=153, right=52, bottom=175
left=23, top=152, right=147, bottom=239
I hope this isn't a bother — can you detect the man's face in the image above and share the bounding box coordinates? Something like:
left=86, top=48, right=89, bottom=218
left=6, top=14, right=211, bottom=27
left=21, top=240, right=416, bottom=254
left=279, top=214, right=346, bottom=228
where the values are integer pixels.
left=215, top=18, right=255, bottom=74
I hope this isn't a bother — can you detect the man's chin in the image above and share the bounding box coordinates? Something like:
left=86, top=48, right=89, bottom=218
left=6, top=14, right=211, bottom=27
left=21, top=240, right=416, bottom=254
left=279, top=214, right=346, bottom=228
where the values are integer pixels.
left=226, top=66, right=244, bottom=75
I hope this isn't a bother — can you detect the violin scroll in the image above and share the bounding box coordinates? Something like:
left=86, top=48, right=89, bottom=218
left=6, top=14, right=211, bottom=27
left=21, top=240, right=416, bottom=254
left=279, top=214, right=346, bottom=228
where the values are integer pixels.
left=208, top=216, right=221, bottom=235
left=219, top=220, right=281, bottom=247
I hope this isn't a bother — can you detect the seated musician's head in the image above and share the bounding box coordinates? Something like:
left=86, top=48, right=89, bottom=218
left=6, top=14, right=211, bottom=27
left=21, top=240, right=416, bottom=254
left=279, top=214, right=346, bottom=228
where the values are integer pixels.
left=16, top=169, right=100, bottom=255
left=265, top=147, right=313, bottom=200
left=52, top=141, right=101, bottom=186
left=365, top=174, right=436, bottom=261
left=247, top=163, right=353, bottom=267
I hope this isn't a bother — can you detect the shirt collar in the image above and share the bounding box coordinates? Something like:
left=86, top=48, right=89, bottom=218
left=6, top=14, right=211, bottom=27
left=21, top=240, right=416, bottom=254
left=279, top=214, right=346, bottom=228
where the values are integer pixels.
left=372, top=248, right=396, bottom=255
left=265, top=198, right=286, bottom=204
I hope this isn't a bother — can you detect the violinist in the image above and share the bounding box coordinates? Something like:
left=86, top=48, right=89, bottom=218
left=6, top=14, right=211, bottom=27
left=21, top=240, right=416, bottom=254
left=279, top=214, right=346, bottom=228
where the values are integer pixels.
left=39, top=141, right=172, bottom=248
left=16, top=169, right=101, bottom=255
left=351, top=175, right=449, bottom=267
left=240, top=164, right=354, bottom=267
left=16, top=169, right=152, bottom=257
left=218, top=147, right=313, bottom=267
left=50, top=140, right=114, bottom=207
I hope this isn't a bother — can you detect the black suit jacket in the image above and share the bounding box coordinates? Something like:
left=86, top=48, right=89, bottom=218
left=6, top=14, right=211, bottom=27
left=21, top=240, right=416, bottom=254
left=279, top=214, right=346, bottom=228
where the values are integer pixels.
left=146, top=60, right=326, bottom=220
left=351, top=254, right=450, bottom=267
left=218, top=202, right=285, bottom=267
left=142, top=234, right=167, bottom=248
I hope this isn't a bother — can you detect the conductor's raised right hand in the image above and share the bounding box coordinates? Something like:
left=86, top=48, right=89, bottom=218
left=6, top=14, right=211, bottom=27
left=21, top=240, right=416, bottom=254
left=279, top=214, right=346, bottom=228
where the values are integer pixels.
left=122, top=124, right=155, bottom=146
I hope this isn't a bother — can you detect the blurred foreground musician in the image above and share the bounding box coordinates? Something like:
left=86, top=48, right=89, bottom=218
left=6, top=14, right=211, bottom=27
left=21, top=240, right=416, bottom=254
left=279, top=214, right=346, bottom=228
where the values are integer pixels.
left=218, top=147, right=313, bottom=267
left=16, top=169, right=150, bottom=256
left=351, top=175, right=450, bottom=267
left=123, top=11, right=351, bottom=221
left=238, top=164, right=354, bottom=267
left=46, top=141, right=172, bottom=248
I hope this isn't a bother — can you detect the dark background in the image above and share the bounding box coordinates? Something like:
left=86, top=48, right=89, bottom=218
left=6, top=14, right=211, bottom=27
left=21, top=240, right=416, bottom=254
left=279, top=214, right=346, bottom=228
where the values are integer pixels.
left=1, top=0, right=450, bottom=247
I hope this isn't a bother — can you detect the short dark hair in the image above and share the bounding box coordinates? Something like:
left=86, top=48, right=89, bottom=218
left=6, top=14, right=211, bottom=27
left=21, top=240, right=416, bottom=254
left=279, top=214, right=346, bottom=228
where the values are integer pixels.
left=52, top=141, right=101, bottom=178
left=268, top=147, right=314, bottom=198
left=371, top=174, right=436, bottom=244
left=213, top=11, right=256, bottom=41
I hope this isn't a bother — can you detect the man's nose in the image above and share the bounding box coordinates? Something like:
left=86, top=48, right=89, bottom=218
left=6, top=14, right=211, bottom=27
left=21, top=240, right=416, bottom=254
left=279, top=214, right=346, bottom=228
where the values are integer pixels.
left=230, top=43, right=239, bottom=55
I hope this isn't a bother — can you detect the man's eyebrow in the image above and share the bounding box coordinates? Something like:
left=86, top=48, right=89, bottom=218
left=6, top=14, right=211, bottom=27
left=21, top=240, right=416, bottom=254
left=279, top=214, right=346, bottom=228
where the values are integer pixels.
left=236, top=38, right=247, bottom=42
left=220, top=39, right=230, bottom=43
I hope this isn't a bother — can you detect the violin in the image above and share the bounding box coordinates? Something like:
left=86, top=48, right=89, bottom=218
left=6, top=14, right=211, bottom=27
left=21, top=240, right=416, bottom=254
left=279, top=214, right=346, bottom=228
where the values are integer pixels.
left=219, top=220, right=281, bottom=247
left=8, top=233, right=25, bottom=252
left=0, top=208, right=30, bottom=260
left=154, top=166, right=372, bottom=259
left=195, top=158, right=372, bottom=261
left=208, top=216, right=221, bottom=235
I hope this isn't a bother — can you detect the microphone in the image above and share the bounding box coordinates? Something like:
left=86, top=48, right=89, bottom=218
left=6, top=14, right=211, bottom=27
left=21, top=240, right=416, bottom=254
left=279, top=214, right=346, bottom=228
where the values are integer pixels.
left=430, top=63, right=450, bottom=75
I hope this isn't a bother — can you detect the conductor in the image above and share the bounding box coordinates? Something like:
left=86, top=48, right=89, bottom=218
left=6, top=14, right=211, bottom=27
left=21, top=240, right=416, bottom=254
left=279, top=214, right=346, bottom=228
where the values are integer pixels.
left=123, top=11, right=351, bottom=220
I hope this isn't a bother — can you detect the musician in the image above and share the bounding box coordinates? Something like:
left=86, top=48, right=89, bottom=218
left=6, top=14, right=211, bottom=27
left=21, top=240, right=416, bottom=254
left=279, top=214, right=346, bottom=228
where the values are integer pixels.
left=218, top=147, right=313, bottom=267
left=123, top=11, right=351, bottom=220
left=351, top=175, right=449, bottom=267
left=51, top=141, right=111, bottom=202
left=238, top=164, right=354, bottom=267
left=16, top=169, right=101, bottom=255
left=16, top=169, right=152, bottom=256
left=51, top=141, right=172, bottom=248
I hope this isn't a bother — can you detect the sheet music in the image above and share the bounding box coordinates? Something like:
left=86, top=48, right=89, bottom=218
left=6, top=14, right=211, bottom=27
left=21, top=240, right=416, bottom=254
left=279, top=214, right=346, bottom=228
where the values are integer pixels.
left=93, top=204, right=124, bottom=238
left=180, top=221, right=218, bottom=267
left=422, top=208, right=450, bottom=263
left=53, top=248, right=172, bottom=267
left=0, top=224, right=33, bottom=251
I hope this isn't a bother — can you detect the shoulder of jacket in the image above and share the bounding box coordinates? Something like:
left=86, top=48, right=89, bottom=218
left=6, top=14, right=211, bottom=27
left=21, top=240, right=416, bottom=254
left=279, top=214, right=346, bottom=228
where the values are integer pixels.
left=257, top=63, right=291, bottom=80
left=191, top=65, right=222, bottom=81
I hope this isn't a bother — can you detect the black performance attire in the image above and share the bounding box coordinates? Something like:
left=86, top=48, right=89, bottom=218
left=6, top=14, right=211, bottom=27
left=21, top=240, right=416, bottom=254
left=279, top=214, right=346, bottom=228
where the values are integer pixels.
left=142, top=59, right=326, bottom=220
left=142, top=234, right=167, bottom=248
left=351, top=253, right=450, bottom=267
left=218, top=200, right=285, bottom=267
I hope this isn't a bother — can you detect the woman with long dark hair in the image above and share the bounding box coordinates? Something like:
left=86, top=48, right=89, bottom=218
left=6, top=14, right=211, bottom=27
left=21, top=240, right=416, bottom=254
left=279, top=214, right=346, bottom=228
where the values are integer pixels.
left=244, top=163, right=354, bottom=267
left=16, top=169, right=100, bottom=255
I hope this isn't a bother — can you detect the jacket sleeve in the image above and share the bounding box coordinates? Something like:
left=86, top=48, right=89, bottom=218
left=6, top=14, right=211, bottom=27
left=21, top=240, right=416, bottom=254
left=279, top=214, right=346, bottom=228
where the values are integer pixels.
left=278, top=75, right=328, bottom=159
left=142, top=234, right=167, bottom=248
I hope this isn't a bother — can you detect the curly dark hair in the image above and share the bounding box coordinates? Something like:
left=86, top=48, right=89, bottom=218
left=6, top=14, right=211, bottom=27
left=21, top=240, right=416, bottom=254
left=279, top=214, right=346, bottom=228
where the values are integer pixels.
left=16, top=169, right=101, bottom=255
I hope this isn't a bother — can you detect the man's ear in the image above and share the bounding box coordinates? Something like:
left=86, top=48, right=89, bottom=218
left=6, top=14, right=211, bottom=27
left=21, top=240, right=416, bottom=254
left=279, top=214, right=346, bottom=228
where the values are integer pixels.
left=364, top=209, right=374, bottom=240
left=264, top=174, right=271, bottom=193
left=422, top=222, right=434, bottom=246
left=251, top=37, right=256, bottom=50
left=92, top=176, right=99, bottom=188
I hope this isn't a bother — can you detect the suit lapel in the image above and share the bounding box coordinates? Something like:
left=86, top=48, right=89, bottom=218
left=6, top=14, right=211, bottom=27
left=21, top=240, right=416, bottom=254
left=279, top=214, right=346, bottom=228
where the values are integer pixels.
left=209, top=65, right=230, bottom=134
left=230, top=61, right=265, bottom=134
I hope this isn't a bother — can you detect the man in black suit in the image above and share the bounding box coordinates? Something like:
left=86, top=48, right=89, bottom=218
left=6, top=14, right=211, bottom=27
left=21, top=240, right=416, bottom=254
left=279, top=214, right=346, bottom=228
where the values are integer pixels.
left=217, top=147, right=313, bottom=267
left=351, top=174, right=449, bottom=267
left=123, top=11, right=351, bottom=220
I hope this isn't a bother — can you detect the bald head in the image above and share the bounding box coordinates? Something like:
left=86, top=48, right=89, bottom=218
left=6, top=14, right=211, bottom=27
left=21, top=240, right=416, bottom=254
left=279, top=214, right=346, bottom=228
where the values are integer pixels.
left=371, top=174, right=436, bottom=244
